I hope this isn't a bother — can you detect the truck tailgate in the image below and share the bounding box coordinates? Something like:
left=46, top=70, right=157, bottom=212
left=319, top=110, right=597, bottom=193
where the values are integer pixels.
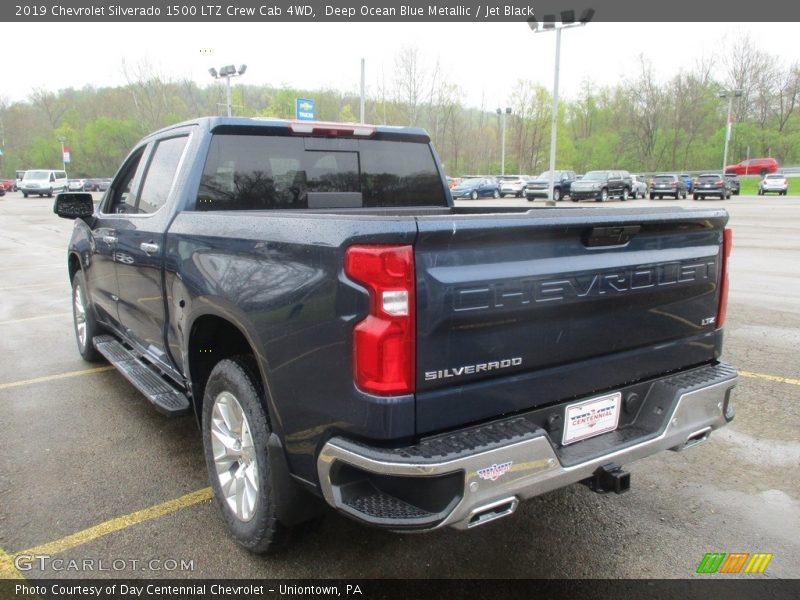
left=414, top=207, right=728, bottom=433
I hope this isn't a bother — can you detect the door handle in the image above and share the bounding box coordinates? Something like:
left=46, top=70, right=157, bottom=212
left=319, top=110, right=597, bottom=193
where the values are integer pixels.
left=102, top=235, right=117, bottom=244
left=140, top=242, right=160, bottom=255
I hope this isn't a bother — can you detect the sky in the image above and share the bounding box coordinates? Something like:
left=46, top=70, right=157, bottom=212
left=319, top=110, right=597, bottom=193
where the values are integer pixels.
left=4, top=22, right=800, bottom=111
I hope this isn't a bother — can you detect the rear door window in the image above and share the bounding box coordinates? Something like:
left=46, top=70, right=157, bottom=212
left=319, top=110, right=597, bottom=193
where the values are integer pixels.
left=197, top=134, right=447, bottom=210
left=137, top=136, right=189, bottom=214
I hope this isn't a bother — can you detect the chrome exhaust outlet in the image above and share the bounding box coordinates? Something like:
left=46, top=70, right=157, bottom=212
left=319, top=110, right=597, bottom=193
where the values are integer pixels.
left=671, top=426, right=712, bottom=452
left=466, top=497, right=518, bottom=528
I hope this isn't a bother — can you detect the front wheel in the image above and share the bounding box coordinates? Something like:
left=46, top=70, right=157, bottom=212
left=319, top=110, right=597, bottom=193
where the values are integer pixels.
left=72, top=271, right=103, bottom=362
left=492, top=189, right=500, bottom=199
left=621, top=188, right=629, bottom=201
left=203, top=356, right=288, bottom=553
left=649, top=193, right=655, bottom=200
left=553, top=187, right=561, bottom=202
left=470, top=191, right=478, bottom=200
left=22, top=192, right=28, bottom=198
left=599, top=188, right=608, bottom=202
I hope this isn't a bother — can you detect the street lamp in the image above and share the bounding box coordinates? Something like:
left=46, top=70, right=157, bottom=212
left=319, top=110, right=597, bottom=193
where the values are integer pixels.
left=496, top=106, right=512, bottom=176
left=528, top=9, right=593, bottom=202
left=209, top=64, right=247, bottom=117
left=719, top=88, right=743, bottom=174
left=57, top=136, right=67, bottom=172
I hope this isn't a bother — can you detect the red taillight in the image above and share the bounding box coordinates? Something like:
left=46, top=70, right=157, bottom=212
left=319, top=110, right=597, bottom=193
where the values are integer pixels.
left=345, top=245, right=415, bottom=395
left=717, top=228, right=732, bottom=328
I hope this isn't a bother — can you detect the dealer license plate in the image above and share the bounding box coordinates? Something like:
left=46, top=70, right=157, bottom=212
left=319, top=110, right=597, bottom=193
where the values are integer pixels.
left=562, top=392, right=622, bottom=446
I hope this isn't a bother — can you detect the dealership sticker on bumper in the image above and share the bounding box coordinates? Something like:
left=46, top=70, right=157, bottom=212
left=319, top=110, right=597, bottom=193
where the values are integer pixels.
left=562, top=392, right=622, bottom=445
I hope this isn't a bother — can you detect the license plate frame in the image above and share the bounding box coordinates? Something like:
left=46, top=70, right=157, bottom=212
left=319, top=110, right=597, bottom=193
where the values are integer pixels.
left=562, top=391, right=622, bottom=446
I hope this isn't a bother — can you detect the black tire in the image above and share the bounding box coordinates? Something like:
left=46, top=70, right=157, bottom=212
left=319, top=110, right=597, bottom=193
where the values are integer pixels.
left=470, top=190, right=478, bottom=200
left=693, top=195, right=698, bottom=200
left=599, top=188, right=608, bottom=202
left=71, top=271, right=103, bottom=362
left=659, top=195, right=663, bottom=200
left=760, top=169, right=768, bottom=177
left=47, top=188, right=54, bottom=198
left=571, top=198, right=578, bottom=202
left=492, top=189, right=500, bottom=199
left=553, top=187, right=561, bottom=202
left=649, top=193, right=655, bottom=200
left=621, top=188, right=629, bottom=201
left=22, top=192, right=28, bottom=198
left=202, top=356, right=289, bottom=554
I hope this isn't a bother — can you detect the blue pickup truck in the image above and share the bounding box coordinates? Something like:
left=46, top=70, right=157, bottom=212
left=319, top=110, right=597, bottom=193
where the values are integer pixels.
left=55, top=117, right=737, bottom=553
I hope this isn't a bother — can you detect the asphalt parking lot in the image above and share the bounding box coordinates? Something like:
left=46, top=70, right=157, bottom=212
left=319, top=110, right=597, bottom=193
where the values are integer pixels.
left=0, top=190, right=798, bottom=579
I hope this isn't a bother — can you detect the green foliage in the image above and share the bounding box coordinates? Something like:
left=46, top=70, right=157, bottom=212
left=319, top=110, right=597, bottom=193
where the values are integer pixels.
left=1, top=45, right=799, bottom=179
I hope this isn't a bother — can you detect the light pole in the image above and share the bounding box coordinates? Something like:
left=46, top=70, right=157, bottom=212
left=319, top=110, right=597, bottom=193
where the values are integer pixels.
left=209, top=64, right=247, bottom=117
left=58, top=136, right=67, bottom=172
left=528, top=9, right=594, bottom=201
left=719, top=88, right=743, bottom=173
left=496, top=107, right=512, bottom=176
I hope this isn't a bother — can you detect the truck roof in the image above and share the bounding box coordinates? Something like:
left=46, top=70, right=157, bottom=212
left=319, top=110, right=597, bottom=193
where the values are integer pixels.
left=146, top=116, right=431, bottom=143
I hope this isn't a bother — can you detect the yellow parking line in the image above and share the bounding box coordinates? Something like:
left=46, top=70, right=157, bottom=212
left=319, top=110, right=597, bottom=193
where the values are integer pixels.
left=0, top=313, right=71, bottom=326
left=740, top=370, right=800, bottom=387
left=0, top=547, right=24, bottom=579
left=0, top=366, right=115, bottom=391
left=18, top=488, right=213, bottom=557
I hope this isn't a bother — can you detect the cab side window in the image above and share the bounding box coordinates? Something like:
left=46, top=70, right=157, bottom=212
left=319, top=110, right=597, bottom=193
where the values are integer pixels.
left=106, top=147, right=146, bottom=214
left=137, top=136, right=189, bottom=214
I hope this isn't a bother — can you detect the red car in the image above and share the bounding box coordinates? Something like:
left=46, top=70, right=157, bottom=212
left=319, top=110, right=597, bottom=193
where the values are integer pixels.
left=0, top=179, right=14, bottom=192
left=724, top=158, right=779, bottom=176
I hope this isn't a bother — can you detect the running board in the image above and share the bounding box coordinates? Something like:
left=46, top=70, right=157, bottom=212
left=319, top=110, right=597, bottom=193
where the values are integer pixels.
left=93, top=335, right=190, bottom=417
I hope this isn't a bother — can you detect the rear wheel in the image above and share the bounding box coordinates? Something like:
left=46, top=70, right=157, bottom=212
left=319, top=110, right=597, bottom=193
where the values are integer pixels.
left=72, top=271, right=103, bottom=362
left=553, top=187, right=561, bottom=202
left=23, top=192, right=28, bottom=198
left=492, top=189, right=500, bottom=199
left=470, top=190, right=478, bottom=200
left=649, top=193, right=655, bottom=200
left=693, top=195, right=699, bottom=200
left=760, top=169, right=768, bottom=177
left=599, top=188, right=608, bottom=202
left=203, top=356, right=289, bottom=554
left=621, top=188, right=629, bottom=201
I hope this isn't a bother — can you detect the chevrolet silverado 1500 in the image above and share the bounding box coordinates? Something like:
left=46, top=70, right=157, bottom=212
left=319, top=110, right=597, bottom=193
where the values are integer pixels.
left=55, top=117, right=737, bottom=552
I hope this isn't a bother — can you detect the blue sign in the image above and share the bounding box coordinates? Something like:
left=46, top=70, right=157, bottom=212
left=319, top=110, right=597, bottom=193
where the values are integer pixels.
left=295, top=98, right=315, bottom=121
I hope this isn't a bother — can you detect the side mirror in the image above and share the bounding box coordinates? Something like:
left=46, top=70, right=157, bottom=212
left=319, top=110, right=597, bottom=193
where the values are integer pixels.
left=54, top=192, right=94, bottom=219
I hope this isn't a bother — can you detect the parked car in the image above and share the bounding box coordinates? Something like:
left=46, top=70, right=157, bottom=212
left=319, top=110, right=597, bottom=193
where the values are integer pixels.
left=758, top=173, right=789, bottom=196
left=650, top=174, right=688, bottom=200
left=97, top=178, right=112, bottom=191
left=83, top=179, right=100, bottom=191
left=525, top=170, right=577, bottom=202
left=54, top=116, right=737, bottom=553
left=68, top=179, right=86, bottom=191
left=680, top=174, right=694, bottom=193
left=630, top=175, right=648, bottom=199
left=693, top=174, right=732, bottom=200
left=19, top=169, right=68, bottom=198
left=0, top=185, right=5, bottom=197
left=450, top=177, right=500, bottom=199
left=725, top=158, right=779, bottom=177
left=498, top=175, right=531, bottom=198
left=569, top=170, right=632, bottom=202
left=724, top=173, right=740, bottom=196
left=0, top=179, right=15, bottom=192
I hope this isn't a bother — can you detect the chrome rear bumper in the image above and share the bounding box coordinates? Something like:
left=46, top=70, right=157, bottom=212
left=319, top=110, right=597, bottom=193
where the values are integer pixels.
left=317, top=363, right=737, bottom=531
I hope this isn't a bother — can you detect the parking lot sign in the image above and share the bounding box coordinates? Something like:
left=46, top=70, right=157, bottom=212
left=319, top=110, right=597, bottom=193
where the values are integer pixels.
left=296, top=98, right=315, bottom=121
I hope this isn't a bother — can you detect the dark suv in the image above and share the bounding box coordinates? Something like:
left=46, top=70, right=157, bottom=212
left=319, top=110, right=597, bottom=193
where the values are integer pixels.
left=569, top=170, right=632, bottom=202
left=694, top=174, right=732, bottom=200
left=650, top=174, right=688, bottom=200
left=524, top=170, right=577, bottom=201
left=724, top=173, right=740, bottom=196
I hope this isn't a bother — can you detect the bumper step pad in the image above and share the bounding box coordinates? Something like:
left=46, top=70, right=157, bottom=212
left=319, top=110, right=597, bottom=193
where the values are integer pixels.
left=93, top=335, right=190, bottom=416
